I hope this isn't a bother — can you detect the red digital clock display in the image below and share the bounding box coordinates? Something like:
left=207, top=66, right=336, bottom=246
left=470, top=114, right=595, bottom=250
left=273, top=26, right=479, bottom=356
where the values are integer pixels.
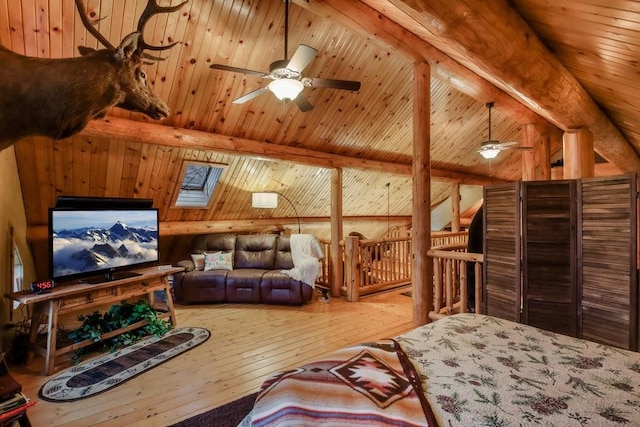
left=31, top=280, right=55, bottom=293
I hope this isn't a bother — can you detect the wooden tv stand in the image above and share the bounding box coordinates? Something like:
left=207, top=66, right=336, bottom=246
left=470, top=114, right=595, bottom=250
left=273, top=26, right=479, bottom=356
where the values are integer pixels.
left=4, top=266, right=183, bottom=375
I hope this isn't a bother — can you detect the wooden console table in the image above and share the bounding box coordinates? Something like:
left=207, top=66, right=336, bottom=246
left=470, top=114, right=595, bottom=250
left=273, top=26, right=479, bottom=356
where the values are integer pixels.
left=4, top=266, right=183, bottom=375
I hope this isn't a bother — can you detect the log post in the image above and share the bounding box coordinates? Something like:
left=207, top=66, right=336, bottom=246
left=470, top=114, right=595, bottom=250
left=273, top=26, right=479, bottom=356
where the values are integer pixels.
left=412, top=62, right=433, bottom=326
left=538, top=128, right=553, bottom=180
left=451, top=183, right=460, bottom=232
left=563, top=128, right=595, bottom=179
left=522, top=124, right=536, bottom=181
left=344, top=235, right=361, bottom=302
left=330, top=168, right=344, bottom=297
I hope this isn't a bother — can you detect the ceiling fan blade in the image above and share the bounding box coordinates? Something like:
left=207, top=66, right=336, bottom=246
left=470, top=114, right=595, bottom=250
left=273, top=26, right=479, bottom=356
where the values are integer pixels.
left=305, top=77, right=361, bottom=91
left=293, top=95, right=314, bottom=112
left=286, top=44, right=318, bottom=73
left=210, top=64, right=268, bottom=78
left=497, top=141, right=519, bottom=148
left=233, top=87, right=269, bottom=104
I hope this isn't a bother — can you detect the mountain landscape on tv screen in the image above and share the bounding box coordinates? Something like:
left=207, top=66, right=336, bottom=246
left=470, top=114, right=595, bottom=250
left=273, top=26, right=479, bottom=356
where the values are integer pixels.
left=52, top=221, right=158, bottom=278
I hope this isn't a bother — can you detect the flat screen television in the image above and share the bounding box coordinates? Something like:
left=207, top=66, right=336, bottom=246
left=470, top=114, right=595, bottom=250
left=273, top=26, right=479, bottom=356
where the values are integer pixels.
left=49, top=208, right=159, bottom=284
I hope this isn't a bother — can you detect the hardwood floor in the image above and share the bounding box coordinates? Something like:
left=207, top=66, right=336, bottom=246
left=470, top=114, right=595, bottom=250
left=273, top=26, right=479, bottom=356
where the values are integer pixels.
left=11, top=288, right=415, bottom=426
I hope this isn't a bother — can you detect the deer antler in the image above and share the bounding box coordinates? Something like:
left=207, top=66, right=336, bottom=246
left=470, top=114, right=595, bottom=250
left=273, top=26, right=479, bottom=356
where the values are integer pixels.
left=74, top=0, right=115, bottom=50
left=136, top=0, right=189, bottom=61
left=74, top=0, right=187, bottom=61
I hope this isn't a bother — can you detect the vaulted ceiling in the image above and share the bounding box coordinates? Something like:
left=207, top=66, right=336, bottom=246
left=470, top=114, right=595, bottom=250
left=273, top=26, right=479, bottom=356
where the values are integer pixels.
left=1, top=0, right=638, bottom=252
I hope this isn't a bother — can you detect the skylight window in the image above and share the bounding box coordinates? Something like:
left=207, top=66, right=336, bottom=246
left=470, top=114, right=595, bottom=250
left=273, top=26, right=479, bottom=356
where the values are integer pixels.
left=174, top=162, right=226, bottom=208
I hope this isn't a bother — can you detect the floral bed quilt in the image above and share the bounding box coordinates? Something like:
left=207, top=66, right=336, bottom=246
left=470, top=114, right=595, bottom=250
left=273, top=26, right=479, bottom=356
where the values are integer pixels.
left=398, top=313, right=640, bottom=426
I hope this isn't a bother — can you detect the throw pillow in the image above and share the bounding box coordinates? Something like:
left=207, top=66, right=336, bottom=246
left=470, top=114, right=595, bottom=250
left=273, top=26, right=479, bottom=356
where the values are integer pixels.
left=204, top=251, right=234, bottom=271
left=191, top=254, right=205, bottom=271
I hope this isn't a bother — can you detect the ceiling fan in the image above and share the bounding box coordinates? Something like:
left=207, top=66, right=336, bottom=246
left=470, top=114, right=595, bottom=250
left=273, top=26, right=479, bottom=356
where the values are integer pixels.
left=478, top=102, right=531, bottom=159
left=209, top=0, right=361, bottom=112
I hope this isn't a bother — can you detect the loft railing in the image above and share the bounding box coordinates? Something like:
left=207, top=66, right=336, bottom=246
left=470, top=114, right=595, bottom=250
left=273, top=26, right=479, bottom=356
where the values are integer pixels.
left=342, top=235, right=412, bottom=300
left=316, top=232, right=478, bottom=313
left=428, top=245, right=484, bottom=320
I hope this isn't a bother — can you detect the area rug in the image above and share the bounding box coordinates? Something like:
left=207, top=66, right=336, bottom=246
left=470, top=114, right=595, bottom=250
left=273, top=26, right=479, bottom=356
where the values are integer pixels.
left=170, top=392, right=258, bottom=427
left=39, top=327, right=210, bottom=402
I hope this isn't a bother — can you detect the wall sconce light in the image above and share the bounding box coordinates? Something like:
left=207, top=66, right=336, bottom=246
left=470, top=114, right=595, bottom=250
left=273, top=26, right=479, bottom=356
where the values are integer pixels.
left=252, top=191, right=301, bottom=233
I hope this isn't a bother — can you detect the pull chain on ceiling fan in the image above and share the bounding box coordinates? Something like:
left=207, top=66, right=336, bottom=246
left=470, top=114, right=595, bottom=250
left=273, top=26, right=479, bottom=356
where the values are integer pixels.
left=478, top=102, right=531, bottom=159
left=210, top=0, right=361, bottom=112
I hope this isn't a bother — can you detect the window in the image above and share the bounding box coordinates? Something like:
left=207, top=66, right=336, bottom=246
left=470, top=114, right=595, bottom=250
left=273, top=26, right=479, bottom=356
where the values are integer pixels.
left=174, top=162, right=226, bottom=208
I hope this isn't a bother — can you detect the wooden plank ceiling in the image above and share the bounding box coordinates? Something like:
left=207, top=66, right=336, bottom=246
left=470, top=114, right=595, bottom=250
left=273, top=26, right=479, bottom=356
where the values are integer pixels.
left=1, top=0, right=638, bottom=255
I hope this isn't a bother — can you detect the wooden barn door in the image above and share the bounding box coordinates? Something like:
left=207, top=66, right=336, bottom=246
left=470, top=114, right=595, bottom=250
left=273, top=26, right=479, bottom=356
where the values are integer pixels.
left=521, top=180, right=577, bottom=336
left=483, top=184, right=521, bottom=321
left=578, top=174, right=638, bottom=350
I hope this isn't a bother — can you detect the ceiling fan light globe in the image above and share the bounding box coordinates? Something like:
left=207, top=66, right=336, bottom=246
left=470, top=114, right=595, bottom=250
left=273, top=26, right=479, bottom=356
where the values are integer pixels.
left=269, top=79, right=304, bottom=101
left=480, top=148, right=500, bottom=159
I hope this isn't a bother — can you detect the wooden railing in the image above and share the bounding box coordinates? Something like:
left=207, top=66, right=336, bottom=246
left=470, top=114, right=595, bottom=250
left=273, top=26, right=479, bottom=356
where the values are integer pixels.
left=428, top=244, right=484, bottom=320
left=317, top=240, right=332, bottom=290
left=316, top=232, right=480, bottom=314
left=342, top=235, right=412, bottom=300
left=430, top=231, right=468, bottom=248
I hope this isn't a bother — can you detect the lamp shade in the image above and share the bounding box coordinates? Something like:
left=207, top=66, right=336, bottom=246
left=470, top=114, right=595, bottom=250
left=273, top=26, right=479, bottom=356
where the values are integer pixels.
left=480, top=148, right=500, bottom=159
left=252, top=192, right=278, bottom=208
left=268, top=79, right=304, bottom=100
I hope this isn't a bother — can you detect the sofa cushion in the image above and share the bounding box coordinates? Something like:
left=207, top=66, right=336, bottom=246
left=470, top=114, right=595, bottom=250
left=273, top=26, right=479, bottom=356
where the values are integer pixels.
left=180, top=271, right=227, bottom=303
left=226, top=269, right=266, bottom=303
left=193, top=233, right=237, bottom=253
left=274, top=236, right=295, bottom=270
left=260, top=270, right=312, bottom=305
left=234, top=234, right=277, bottom=269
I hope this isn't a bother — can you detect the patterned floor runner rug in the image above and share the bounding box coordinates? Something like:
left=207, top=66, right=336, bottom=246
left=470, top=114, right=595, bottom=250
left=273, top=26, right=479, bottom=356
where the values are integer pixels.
left=39, top=327, right=210, bottom=402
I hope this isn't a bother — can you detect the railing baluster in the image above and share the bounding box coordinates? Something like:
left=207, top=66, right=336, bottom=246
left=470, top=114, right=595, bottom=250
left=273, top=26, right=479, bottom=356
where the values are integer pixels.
left=445, top=259, right=453, bottom=315
left=434, top=258, right=442, bottom=314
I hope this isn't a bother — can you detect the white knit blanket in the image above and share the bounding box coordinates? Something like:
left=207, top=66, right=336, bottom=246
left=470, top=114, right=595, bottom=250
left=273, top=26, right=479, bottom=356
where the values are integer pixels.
left=282, top=234, right=324, bottom=287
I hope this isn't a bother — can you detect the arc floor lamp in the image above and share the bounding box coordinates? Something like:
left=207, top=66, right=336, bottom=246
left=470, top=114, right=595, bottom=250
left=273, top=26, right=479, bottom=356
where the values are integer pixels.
left=252, top=191, right=301, bottom=234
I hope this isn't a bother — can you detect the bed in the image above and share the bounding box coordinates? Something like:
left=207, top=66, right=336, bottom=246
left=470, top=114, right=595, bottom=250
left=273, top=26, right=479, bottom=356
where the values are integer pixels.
left=240, top=313, right=640, bottom=426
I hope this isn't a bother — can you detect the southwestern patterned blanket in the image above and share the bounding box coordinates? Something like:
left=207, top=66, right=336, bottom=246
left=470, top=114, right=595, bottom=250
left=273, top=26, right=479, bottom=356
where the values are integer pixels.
left=241, top=314, right=640, bottom=426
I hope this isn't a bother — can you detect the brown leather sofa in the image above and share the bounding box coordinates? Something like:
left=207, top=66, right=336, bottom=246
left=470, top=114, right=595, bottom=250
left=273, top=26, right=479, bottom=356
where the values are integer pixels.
left=172, top=233, right=314, bottom=305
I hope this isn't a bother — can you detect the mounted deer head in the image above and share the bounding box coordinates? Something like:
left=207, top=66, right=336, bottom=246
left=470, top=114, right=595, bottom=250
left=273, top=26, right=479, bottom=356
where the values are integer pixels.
left=0, top=0, right=188, bottom=151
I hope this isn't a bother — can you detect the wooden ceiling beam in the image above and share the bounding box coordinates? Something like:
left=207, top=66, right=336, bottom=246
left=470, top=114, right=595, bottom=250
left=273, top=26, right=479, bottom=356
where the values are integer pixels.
left=81, top=116, right=505, bottom=186
left=294, top=0, right=546, bottom=128
left=297, top=0, right=640, bottom=171
left=356, top=0, right=640, bottom=171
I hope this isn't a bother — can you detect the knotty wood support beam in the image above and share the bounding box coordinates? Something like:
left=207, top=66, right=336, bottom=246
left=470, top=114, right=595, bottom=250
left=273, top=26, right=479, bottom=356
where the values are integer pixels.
left=412, top=62, right=432, bottom=326
left=450, top=183, right=460, bottom=232
left=81, top=116, right=506, bottom=186
left=563, top=128, right=595, bottom=179
left=522, top=124, right=536, bottom=181
left=330, top=168, right=344, bottom=297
